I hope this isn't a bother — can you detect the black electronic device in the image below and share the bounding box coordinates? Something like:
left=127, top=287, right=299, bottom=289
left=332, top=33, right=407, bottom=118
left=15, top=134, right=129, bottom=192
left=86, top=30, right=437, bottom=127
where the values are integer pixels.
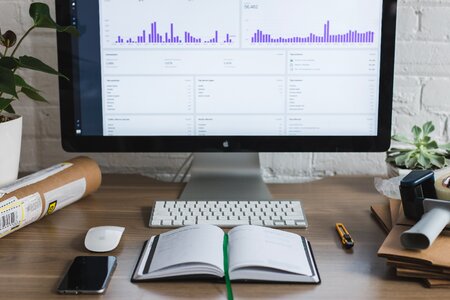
left=57, top=256, right=117, bottom=295
left=55, top=0, right=398, bottom=201
left=400, top=170, right=438, bottom=221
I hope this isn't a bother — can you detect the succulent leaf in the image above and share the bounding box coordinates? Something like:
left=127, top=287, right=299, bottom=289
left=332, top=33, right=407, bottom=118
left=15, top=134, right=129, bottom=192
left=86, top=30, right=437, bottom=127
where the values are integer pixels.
left=412, top=126, right=422, bottom=140
left=422, top=121, right=435, bottom=136
left=391, top=135, right=413, bottom=144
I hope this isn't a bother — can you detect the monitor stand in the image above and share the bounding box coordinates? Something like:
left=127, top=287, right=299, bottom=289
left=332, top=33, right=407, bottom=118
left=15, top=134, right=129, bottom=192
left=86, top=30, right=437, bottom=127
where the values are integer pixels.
left=179, top=153, right=272, bottom=201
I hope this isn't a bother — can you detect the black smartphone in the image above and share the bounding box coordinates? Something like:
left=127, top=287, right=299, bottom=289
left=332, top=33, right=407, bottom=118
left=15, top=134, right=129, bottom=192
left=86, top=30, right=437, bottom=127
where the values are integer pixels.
left=57, top=256, right=117, bottom=295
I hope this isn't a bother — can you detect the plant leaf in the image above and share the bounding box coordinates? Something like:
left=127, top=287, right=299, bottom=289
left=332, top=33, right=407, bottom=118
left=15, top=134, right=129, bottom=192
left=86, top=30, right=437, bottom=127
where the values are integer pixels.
left=405, top=155, right=418, bottom=169
left=428, top=155, right=445, bottom=169
left=417, top=153, right=430, bottom=169
left=29, top=3, right=79, bottom=36
left=0, top=66, right=18, bottom=97
left=412, top=125, right=422, bottom=140
left=394, top=153, right=410, bottom=167
left=18, top=56, right=68, bottom=80
left=14, top=75, right=39, bottom=92
left=0, top=57, right=19, bottom=70
left=21, top=87, right=48, bottom=103
left=0, top=29, right=5, bottom=45
left=3, top=104, right=15, bottom=114
left=440, top=143, right=450, bottom=151
left=392, top=134, right=413, bottom=144
left=424, top=141, right=438, bottom=149
left=0, top=97, right=14, bottom=111
left=422, top=121, right=435, bottom=136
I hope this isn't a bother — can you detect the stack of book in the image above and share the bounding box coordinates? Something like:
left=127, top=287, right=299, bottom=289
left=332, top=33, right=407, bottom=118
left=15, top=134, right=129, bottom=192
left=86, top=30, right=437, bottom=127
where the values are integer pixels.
left=371, top=199, right=450, bottom=288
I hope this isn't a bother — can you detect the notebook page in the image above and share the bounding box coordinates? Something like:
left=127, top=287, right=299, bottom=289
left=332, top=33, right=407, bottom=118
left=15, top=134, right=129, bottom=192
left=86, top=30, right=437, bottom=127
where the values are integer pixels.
left=228, top=225, right=312, bottom=276
left=148, top=225, right=224, bottom=273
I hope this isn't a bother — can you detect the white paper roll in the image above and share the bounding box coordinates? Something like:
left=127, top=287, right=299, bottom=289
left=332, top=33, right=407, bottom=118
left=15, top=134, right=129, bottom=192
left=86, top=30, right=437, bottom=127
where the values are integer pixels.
left=435, top=174, right=450, bottom=201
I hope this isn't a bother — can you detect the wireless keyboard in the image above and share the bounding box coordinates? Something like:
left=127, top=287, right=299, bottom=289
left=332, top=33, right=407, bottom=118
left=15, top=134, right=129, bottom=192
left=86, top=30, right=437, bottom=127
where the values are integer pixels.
left=149, top=200, right=307, bottom=228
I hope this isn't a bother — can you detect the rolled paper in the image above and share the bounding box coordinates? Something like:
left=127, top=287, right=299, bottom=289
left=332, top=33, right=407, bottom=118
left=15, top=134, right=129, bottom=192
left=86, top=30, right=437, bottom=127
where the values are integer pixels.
left=0, top=156, right=101, bottom=238
left=435, top=174, right=450, bottom=201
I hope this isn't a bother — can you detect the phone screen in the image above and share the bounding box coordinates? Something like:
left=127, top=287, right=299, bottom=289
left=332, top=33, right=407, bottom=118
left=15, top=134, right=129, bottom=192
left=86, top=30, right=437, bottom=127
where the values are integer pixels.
left=57, top=256, right=117, bottom=294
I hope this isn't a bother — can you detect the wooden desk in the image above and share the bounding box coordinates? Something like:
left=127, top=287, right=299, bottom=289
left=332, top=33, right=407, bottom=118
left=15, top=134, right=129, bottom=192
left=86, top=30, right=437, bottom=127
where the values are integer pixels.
left=0, top=175, right=447, bottom=299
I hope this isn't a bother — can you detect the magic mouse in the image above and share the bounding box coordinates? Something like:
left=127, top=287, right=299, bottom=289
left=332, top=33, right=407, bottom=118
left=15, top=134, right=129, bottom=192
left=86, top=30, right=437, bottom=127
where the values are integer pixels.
left=84, top=226, right=125, bottom=252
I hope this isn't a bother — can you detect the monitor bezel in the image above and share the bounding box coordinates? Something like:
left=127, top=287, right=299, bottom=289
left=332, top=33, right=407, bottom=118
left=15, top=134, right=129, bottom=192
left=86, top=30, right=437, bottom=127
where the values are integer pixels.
left=56, top=0, right=397, bottom=153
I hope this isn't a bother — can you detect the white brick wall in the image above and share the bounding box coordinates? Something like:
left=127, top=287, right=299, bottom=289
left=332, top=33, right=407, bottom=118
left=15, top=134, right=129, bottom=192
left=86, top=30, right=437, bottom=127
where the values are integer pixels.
left=1, top=0, right=449, bottom=182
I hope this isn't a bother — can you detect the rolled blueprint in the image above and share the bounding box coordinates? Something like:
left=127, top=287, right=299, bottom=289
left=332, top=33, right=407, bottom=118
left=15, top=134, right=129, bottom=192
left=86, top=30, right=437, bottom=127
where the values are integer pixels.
left=0, top=156, right=101, bottom=238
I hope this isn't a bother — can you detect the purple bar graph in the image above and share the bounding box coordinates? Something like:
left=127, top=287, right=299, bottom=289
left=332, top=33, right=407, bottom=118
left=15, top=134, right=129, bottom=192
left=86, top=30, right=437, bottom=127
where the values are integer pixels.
left=115, top=21, right=234, bottom=45
left=251, top=20, right=374, bottom=44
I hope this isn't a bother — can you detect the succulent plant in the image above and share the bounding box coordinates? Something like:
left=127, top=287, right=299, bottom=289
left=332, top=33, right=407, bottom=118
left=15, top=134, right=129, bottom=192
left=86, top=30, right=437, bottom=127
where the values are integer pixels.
left=0, top=2, right=78, bottom=119
left=386, top=121, right=450, bottom=170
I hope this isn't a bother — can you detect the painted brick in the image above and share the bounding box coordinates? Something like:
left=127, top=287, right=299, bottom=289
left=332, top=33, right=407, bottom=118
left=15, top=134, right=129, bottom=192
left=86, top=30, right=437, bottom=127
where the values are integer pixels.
left=421, top=7, right=450, bottom=41
left=422, top=78, right=450, bottom=113
left=396, top=6, right=419, bottom=40
left=395, top=42, right=450, bottom=76
left=392, top=76, right=422, bottom=115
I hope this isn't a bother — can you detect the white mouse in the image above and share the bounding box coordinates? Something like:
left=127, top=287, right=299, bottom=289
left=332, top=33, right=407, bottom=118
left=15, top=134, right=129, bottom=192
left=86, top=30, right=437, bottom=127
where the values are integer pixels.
left=84, top=226, right=125, bottom=252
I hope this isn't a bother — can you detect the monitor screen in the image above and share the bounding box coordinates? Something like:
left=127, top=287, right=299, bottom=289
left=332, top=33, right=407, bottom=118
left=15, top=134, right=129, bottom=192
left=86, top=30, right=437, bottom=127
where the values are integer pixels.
left=56, top=0, right=396, bottom=152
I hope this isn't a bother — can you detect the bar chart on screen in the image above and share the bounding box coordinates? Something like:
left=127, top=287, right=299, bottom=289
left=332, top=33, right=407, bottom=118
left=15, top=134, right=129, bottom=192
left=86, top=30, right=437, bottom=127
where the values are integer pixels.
left=98, top=0, right=383, bottom=137
left=242, top=0, right=382, bottom=49
left=101, top=0, right=240, bottom=48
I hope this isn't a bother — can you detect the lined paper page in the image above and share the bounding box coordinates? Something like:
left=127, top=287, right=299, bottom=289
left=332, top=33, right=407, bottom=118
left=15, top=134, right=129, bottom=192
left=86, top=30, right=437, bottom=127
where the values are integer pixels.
left=148, top=225, right=224, bottom=273
left=228, top=225, right=312, bottom=276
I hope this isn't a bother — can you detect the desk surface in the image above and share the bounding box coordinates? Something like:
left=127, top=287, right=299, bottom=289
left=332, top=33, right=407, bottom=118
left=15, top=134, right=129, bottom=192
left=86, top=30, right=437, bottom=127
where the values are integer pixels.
left=0, top=175, right=448, bottom=299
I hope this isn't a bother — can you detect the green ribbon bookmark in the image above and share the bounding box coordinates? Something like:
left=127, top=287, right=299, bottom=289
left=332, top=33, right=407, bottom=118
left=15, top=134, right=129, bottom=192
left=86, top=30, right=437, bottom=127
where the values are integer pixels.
left=223, top=233, right=234, bottom=300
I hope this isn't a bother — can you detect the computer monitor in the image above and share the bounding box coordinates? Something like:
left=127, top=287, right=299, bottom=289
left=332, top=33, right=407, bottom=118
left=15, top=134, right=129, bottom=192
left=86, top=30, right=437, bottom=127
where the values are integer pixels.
left=56, top=0, right=397, bottom=200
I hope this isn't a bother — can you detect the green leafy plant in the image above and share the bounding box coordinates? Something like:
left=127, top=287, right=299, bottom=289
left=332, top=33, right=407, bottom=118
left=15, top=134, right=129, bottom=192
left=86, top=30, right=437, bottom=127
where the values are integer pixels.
left=386, top=121, right=450, bottom=170
left=0, top=2, right=78, bottom=120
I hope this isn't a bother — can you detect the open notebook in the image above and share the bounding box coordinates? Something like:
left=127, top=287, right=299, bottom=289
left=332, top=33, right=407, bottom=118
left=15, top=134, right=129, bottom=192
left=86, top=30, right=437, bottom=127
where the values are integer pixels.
left=131, top=225, right=320, bottom=283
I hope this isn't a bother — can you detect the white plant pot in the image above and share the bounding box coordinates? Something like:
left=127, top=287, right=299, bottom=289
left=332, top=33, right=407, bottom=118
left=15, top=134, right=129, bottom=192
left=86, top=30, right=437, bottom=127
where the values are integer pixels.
left=0, top=114, right=22, bottom=187
left=386, top=162, right=412, bottom=178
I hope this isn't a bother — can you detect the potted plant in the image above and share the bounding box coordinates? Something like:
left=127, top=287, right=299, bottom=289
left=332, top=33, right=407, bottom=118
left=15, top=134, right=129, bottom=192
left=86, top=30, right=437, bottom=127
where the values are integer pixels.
left=386, top=121, right=450, bottom=177
left=0, top=3, right=77, bottom=186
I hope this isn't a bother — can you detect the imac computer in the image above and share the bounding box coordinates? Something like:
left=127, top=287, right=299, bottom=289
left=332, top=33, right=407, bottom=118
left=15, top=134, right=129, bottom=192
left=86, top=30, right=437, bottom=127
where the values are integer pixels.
left=56, top=0, right=397, bottom=209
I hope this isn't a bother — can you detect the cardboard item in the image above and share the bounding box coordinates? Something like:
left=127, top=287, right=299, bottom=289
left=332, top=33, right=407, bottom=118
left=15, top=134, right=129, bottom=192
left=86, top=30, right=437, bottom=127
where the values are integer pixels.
left=396, top=267, right=450, bottom=280
left=372, top=200, right=450, bottom=288
left=398, top=268, right=450, bottom=280
left=371, top=203, right=391, bottom=233
left=425, top=279, right=450, bottom=288
left=0, top=156, right=101, bottom=238
left=389, top=198, right=401, bottom=225
left=378, top=225, right=450, bottom=268
left=387, top=260, right=450, bottom=274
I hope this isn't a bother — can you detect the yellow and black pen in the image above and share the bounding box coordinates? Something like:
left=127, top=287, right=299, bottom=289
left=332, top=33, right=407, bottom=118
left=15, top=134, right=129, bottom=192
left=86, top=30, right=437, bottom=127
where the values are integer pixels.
left=336, top=223, right=354, bottom=249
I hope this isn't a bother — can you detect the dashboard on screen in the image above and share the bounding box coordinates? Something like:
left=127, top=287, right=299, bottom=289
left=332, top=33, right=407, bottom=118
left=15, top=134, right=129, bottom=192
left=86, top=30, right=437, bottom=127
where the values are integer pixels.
left=69, top=0, right=384, bottom=137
